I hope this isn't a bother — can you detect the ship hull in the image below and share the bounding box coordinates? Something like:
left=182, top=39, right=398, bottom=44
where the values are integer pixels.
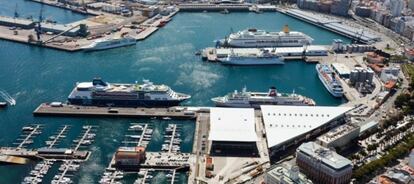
left=68, top=98, right=185, bottom=107
left=316, top=64, right=343, bottom=98
left=221, top=39, right=311, bottom=48
left=82, top=40, right=136, bottom=51
left=219, top=57, right=284, bottom=65
left=214, top=100, right=312, bottom=108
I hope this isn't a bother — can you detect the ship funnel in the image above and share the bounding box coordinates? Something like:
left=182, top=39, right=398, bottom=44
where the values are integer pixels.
left=92, top=77, right=107, bottom=86
left=283, top=25, right=290, bottom=34
left=268, top=87, right=277, bottom=97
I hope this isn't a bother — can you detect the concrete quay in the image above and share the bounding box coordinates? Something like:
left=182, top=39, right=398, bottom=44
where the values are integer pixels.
left=178, top=4, right=251, bottom=12
left=277, top=8, right=380, bottom=44
left=33, top=103, right=197, bottom=119
left=27, top=0, right=100, bottom=16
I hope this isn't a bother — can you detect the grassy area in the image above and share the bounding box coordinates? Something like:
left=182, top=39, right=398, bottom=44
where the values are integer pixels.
left=402, top=64, right=414, bottom=78
left=352, top=131, right=414, bottom=183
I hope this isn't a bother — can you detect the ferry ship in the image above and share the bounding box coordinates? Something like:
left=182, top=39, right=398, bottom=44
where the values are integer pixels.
left=218, top=49, right=285, bottom=65
left=81, top=36, right=136, bottom=51
left=218, top=25, right=313, bottom=48
left=67, top=78, right=191, bottom=107
left=316, top=64, right=344, bottom=98
left=211, top=87, right=315, bottom=108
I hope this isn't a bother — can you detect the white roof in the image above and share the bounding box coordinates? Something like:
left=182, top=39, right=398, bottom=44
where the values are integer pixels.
left=331, top=63, right=351, bottom=75
left=209, top=107, right=257, bottom=142
left=77, top=82, right=93, bottom=88
left=261, top=105, right=352, bottom=148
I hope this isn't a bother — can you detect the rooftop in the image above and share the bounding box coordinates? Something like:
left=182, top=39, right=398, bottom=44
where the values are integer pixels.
left=317, top=123, right=360, bottom=143
left=261, top=105, right=352, bottom=148
left=331, top=63, right=351, bottom=75
left=208, top=107, right=257, bottom=142
left=298, top=142, right=352, bottom=170
left=267, top=163, right=313, bottom=184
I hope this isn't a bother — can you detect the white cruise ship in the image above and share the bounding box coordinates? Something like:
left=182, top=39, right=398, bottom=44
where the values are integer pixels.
left=218, top=49, right=285, bottom=65
left=82, top=36, right=136, bottom=51
left=68, top=78, right=191, bottom=107
left=211, top=87, right=315, bottom=108
left=218, top=25, right=313, bottom=48
left=316, top=64, right=343, bottom=98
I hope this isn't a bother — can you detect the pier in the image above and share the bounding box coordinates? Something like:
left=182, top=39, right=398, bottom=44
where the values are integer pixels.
left=278, top=8, right=380, bottom=44
left=47, top=125, right=70, bottom=148
left=16, top=125, right=42, bottom=149
left=33, top=103, right=197, bottom=119
left=178, top=4, right=251, bottom=12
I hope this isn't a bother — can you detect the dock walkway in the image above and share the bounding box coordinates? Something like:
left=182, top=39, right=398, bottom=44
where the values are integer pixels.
left=33, top=103, right=196, bottom=119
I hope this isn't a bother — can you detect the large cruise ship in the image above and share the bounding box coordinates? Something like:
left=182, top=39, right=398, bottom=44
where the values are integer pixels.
left=218, top=25, right=313, bottom=48
left=316, top=64, right=344, bottom=98
left=67, top=78, right=191, bottom=107
left=81, top=36, right=136, bottom=51
left=211, top=87, right=315, bottom=108
left=218, top=49, right=285, bottom=65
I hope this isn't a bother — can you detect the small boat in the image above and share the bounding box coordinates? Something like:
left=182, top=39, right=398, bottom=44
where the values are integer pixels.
left=22, top=126, right=34, bottom=131
left=220, top=9, right=230, bottom=14
left=0, top=102, right=7, bottom=108
left=162, top=117, right=172, bottom=120
left=128, top=135, right=141, bottom=139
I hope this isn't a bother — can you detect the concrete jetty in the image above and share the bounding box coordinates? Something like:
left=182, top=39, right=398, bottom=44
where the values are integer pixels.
left=278, top=8, right=381, bottom=44
left=33, top=103, right=197, bottom=119
left=178, top=4, right=251, bottom=12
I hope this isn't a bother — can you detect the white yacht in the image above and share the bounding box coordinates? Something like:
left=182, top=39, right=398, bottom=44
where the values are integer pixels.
left=219, top=25, right=313, bottom=48
left=82, top=36, right=136, bottom=51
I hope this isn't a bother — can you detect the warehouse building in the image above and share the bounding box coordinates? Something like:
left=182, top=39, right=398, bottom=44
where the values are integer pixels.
left=260, top=105, right=351, bottom=159
left=114, top=146, right=146, bottom=170
left=208, top=107, right=258, bottom=157
left=316, top=123, right=360, bottom=149
left=331, top=63, right=351, bottom=78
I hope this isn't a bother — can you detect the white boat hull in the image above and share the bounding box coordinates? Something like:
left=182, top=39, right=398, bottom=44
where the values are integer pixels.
left=316, top=64, right=343, bottom=98
left=225, top=40, right=310, bottom=48
left=219, top=57, right=284, bottom=65
left=82, top=39, right=136, bottom=51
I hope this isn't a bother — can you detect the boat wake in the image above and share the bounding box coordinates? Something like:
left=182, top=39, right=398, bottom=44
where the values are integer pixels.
left=0, top=89, right=16, bottom=106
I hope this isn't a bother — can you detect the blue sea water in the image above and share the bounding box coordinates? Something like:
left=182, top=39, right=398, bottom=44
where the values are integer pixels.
left=0, top=1, right=350, bottom=183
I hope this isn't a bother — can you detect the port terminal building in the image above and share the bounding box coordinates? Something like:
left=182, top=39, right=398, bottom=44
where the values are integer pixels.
left=208, top=107, right=259, bottom=157
left=260, top=105, right=352, bottom=160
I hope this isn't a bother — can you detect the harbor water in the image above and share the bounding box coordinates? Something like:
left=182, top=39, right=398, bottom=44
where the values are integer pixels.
left=0, top=1, right=349, bottom=183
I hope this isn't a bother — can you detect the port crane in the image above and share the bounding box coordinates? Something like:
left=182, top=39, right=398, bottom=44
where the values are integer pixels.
left=14, top=3, right=19, bottom=18
left=34, top=1, right=44, bottom=42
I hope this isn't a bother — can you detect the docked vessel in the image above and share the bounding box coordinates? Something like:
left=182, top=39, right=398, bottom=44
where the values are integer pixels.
left=68, top=78, right=191, bottom=107
left=81, top=36, right=136, bottom=51
left=316, top=64, right=344, bottom=98
left=0, top=102, right=7, bottom=108
left=211, top=87, right=315, bottom=108
left=218, top=49, right=284, bottom=65
left=218, top=25, right=313, bottom=48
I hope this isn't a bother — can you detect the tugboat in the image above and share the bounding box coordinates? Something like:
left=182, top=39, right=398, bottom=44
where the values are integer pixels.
left=0, top=102, right=7, bottom=108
